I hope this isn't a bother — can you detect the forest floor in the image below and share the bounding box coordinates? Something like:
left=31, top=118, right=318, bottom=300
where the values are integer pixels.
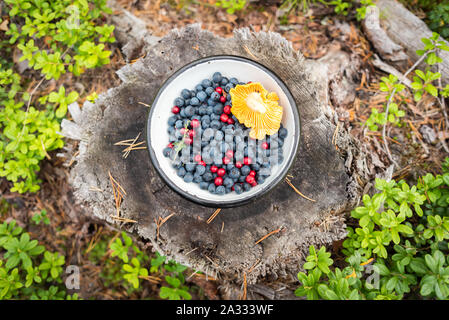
left=1, top=0, right=447, bottom=300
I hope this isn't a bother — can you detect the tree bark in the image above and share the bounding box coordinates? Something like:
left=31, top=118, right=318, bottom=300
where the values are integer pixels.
left=62, top=24, right=367, bottom=297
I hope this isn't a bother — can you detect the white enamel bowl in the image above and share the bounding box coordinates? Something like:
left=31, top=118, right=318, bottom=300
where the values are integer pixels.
left=146, top=56, right=300, bottom=207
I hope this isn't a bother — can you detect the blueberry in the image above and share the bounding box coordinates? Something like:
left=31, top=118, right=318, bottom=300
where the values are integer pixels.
left=225, top=135, right=233, bottom=143
left=203, top=128, right=215, bottom=140
left=257, top=176, right=265, bottom=184
left=185, top=163, right=196, bottom=172
left=221, top=77, right=229, bottom=85
left=193, top=174, right=203, bottom=183
left=208, top=183, right=216, bottom=194
left=206, top=106, right=214, bottom=115
left=211, top=91, right=220, bottom=101
left=234, top=184, right=243, bottom=194
left=203, top=172, right=213, bottom=182
left=168, top=133, right=176, bottom=142
left=210, top=113, right=221, bottom=121
left=205, top=87, right=214, bottom=96
left=238, top=175, right=246, bottom=183
left=185, top=106, right=195, bottom=117
left=183, top=119, right=190, bottom=127
left=176, top=97, right=186, bottom=107
left=181, top=89, right=192, bottom=99
left=195, top=84, right=203, bottom=92
left=175, top=120, right=183, bottom=129
left=163, top=147, right=171, bottom=157
left=190, top=97, right=200, bottom=106
left=227, top=94, right=232, bottom=101
left=201, top=114, right=211, bottom=122
left=168, top=115, right=177, bottom=126
left=224, top=84, right=233, bottom=93
left=279, top=127, right=288, bottom=139
left=213, top=104, right=223, bottom=114
left=198, top=106, right=207, bottom=115
left=197, top=91, right=207, bottom=102
left=241, top=165, right=251, bottom=176
left=200, top=181, right=209, bottom=190
left=229, top=167, right=240, bottom=179
left=216, top=186, right=226, bottom=195
left=180, top=108, right=186, bottom=118
left=235, top=151, right=244, bottom=161
left=243, top=183, right=251, bottom=191
left=177, top=167, right=186, bottom=177
left=210, top=120, right=221, bottom=130
left=278, top=139, right=284, bottom=147
left=202, top=79, right=212, bottom=88
left=202, top=119, right=211, bottom=129
left=223, top=177, right=233, bottom=188
left=278, top=154, right=284, bottom=163
left=213, top=72, right=222, bottom=83
left=229, top=77, right=239, bottom=85
left=251, top=163, right=260, bottom=171
left=196, top=165, right=206, bottom=175
left=214, top=131, right=224, bottom=141
left=227, top=163, right=235, bottom=171
left=207, top=98, right=215, bottom=106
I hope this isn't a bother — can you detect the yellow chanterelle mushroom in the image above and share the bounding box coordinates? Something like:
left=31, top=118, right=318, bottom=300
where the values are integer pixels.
left=230, top=82, right=283, bottom=140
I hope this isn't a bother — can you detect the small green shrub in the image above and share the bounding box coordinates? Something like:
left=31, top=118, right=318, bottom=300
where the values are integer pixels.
left=365, top=32, right=448, bottom=132
left=295, top=162, right=449, bottom=300
left=0, top=0, right=115, bottom=193
left=214, top=0, right=248, bottom=14
left=0, top=219, right=75, bottom=300
left=104, top=232, right=192, bottom=300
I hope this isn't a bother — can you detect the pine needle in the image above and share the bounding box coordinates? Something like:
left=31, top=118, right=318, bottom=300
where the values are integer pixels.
left=255, top=227, right=284, bottom=245
left=285, top=177, right=316, bottom=202
left=206, top=208, right=222, bottom=224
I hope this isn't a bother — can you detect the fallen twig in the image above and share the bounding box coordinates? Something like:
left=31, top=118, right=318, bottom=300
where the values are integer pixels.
left=206, top=208, right=222, bottom=224
left=154, top=212, right=175, bottom=240
left=255, top=227, right=284, bottom=245
left=285, top=176, right=316, bottom=202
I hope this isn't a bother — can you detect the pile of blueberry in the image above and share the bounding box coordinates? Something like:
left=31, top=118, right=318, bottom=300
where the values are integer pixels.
left=162, top=72, right=288, bottom=196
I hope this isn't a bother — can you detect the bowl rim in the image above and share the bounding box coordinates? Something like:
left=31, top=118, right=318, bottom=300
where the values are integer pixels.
left=146, top=55, right=301, bottom=207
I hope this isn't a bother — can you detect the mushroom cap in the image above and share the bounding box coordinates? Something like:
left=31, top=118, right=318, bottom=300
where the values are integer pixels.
left=230, top=82, right=283, bottom=140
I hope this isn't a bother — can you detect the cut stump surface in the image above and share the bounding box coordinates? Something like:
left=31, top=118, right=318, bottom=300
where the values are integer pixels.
left=64, top=25, right=365, bottom=286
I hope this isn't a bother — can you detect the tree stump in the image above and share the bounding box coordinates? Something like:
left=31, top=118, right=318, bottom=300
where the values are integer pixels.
left=62, top=24, right=367, bottom=297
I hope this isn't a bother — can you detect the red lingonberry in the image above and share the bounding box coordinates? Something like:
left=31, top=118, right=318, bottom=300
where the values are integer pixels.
left=215, top=177, right=223, bottom=186
left=227, top=118, right=235, bottom=125
left=261, top=142, right=269, bottom=150
left=219, top=96, right=226, bottom=103
left=215, top=87, right=223, bottom=95
left=243, top=157, right=252, bottom=165
left=194, top=154, right=202, bottom=162
left=220, top=113, right=229, bottom=123
left=217, top=168, right=226, bottom=177
left=235, top=161, right=243, bottom=169
left=225, top=150, right=234, bottom=159
left=191, top=119, right=200, bottom=128
left=167, top=143, right=174, bottom=148
left=210, top=165, right=218, bottom=173
left=223, top=105, right=231, bottom=114
left=172, top=106, right=180, bottom=114
left=245, top=175, right=255, bottom=184
left=249, top=170, right=256, bottom=177
left=223, top=157, right=231, bottom=165
left=199, top=161, right=206, bottom=166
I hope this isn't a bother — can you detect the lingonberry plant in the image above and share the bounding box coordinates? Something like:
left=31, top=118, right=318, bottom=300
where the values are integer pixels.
left=103, top=232, right=192, bottom=300
left=0, top=0, right=115, bottom=193
left=366, top=32, right=449, bottom=132
left=295, top=160, right=449, bottom=300
left=0, top=220, right=78, bottom=300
